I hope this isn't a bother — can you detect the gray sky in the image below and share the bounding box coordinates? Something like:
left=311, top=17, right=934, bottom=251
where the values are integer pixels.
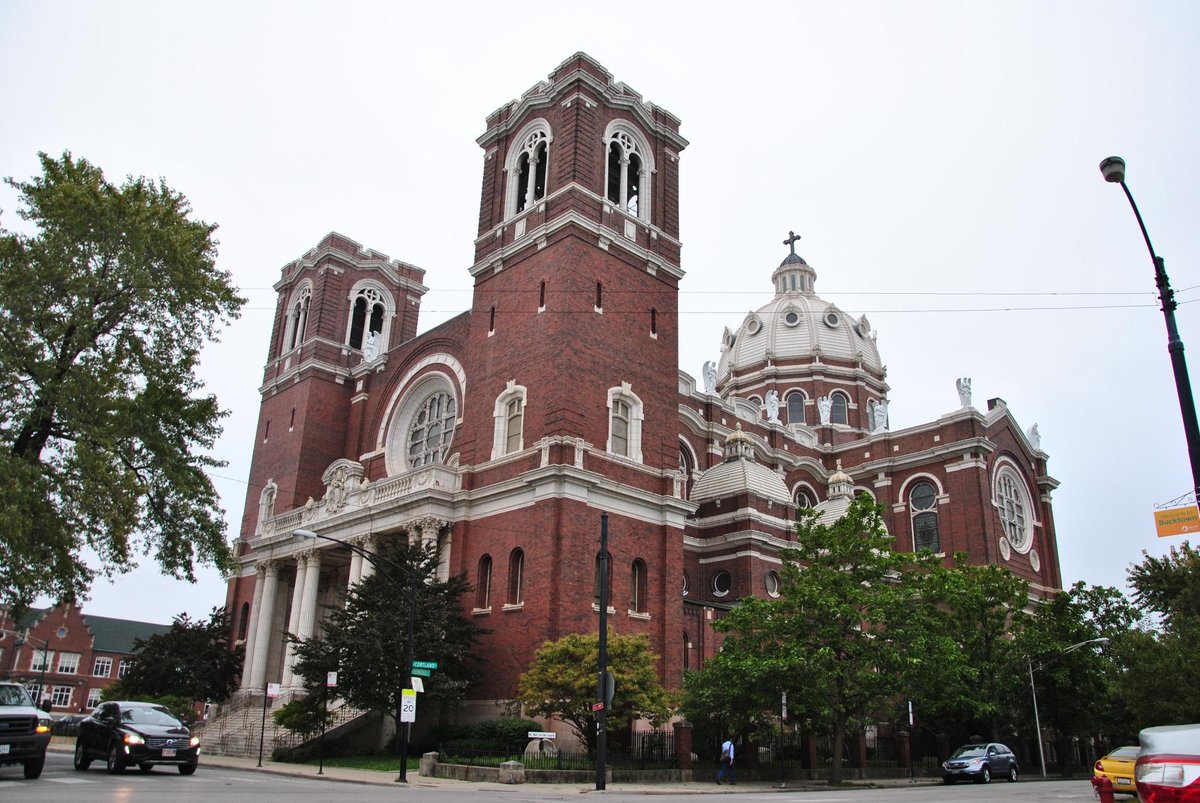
left=3, top=1, right=1198, bottom=623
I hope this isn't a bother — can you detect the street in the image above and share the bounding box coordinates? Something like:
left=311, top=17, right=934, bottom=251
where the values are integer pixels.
left=0, top=751, right=1115, bottom=802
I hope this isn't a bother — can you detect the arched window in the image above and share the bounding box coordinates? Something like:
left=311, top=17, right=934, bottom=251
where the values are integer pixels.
left=346, top=284, right=390, bottom=352
left=650, top=307, right=657, bottom=336
left=678, top=444, right=695, bottom=500
left=408, top=392, right=457, bottom=467
left=682, top=631, right=690, bottom=670
left=794, top=486, right=817, bottom=511
left=282, top=283, right=311, bottom=353
left=507, top=549, right=524, bottom=605
left=830, top=392, right=849, bottom=425
left=909, top=481, right=940, bottom=553
left=505, top=121, right=551, bottom=219
left=593, top=551, right=613, bottom=606
left=607, top=383, right=644, bottom=462
left=237, top=602, right=250, bottom=642
left=476, top=555, right=492, bottom=609
left=630, top=559, right=648, bottom=613
left=786, top=391, right=806, bottom=425
left=539, top=281, right=546, bottom=310
left=491, top=381, right=526, bottom=459
left=595, top=282, right=603, bottom=311
left=604, top=124, right=652, bottom=221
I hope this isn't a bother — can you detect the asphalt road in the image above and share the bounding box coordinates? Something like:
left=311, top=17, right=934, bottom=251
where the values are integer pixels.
left=0, top=751, right=1112, bottom=802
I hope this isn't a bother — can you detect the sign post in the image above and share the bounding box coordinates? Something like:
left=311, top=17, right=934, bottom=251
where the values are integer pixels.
left=400, top=688, right=417, bottom=723
left=258, top=682, right=280, bottom=768
left=319, top=672, right=337, bottom=775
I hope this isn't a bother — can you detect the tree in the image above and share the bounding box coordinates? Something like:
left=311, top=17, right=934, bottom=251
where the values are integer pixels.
left=704, top=495, right=947, bottom=784
left=516, top=630, right=673, bottom=754
left=289, top=539, right=485, bottom=744
left=103, top=607, right=243, bottom=704
left=0, top=152, right=243, bottom=611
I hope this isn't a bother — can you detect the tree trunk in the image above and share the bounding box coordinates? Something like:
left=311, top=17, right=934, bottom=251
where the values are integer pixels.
left=830, top=720, right=846, bottom=785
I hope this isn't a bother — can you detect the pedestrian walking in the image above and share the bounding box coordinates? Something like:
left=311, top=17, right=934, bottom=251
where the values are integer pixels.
left=716, top=737, right=736, bottom=785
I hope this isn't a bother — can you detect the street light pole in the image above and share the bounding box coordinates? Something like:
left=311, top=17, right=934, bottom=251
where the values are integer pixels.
left=1025, top=637, right=1110, bottom=777
left=1101, top=156, right=1200, bottom=506
left=292, top=529, right=417, bottom=783
left=595, top=512, right=609, bottom=792
left=3, top=628, right=51, bottom=709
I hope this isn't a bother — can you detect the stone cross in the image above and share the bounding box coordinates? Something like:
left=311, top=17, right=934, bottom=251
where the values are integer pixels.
left=783, top=230, right=802, bottom=256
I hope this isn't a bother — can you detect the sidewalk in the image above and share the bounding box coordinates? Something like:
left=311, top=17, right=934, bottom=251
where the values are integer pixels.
left=44, top=739, right=949, bottom=794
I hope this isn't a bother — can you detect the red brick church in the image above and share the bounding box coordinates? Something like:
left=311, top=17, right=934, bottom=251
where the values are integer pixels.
left=225, top=53, right=1062, bottom=722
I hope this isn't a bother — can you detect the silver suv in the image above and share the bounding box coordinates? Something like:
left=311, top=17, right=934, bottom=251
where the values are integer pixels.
left=942, top=742, right=1020, bottom=784
left=0, top=682, right=52, bottom=779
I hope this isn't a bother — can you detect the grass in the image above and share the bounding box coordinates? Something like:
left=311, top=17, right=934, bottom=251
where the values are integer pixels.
left=301, top=754, right=417, bottom=772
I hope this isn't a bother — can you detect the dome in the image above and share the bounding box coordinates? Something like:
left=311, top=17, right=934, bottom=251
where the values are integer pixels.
left=690, top=425, right=791, bottom=505
left=715, top=247, right=883, bottom=384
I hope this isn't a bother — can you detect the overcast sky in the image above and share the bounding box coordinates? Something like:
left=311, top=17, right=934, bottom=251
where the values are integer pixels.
left=3, top=1, right=1198, bottom=624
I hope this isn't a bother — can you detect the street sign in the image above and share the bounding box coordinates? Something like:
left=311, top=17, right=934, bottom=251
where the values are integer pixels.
left=591, top=702, right=604, bottom=711
left=411, top=677, right=424, bottom=693
left=528, top=731, right=556, bottom=739
left=266, top=682, right=281, bottom=699
left=411, top=667, right=432, bottom=677
left=412, top=660, right=439, bottom=670
left=1155, top=505, right=1200, bottom=537
left=326, top=671, right=338, bottom=688
left=400, top=688, right=417, bottom=723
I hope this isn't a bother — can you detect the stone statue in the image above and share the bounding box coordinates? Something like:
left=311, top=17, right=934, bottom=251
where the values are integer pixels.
left=1027, top=423, right=1041, bottom=450
left=703, top=360, right=717, bottom=395
left=817, top=395, right=832, bottom=425
left=956, top=377, right=972, bottom=408
left=363, top=330, right=380, bottom=360
left=765, top=390, right=781, bottom=423
left=872, top=399, right=888, bottom=433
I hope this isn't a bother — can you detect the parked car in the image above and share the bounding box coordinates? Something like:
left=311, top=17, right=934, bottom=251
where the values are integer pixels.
left=942, top=742, right=1019, bottom=784
left=1093, top=745, right=1138, bottom=796
left=1136, top=724, right=1200, bottom=803
left=74, top=701, right=199, bottom=775
left=0, top=682, right=52, bottom=779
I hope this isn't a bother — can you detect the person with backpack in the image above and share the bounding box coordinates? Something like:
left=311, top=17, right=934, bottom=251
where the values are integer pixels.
left=717, top=737, right=736, bottom=784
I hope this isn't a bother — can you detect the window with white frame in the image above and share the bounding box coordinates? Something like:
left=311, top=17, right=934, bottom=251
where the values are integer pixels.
left=507, top=548, right=524, bottom=606
left=282, top=282, right=312, bottom=353
left=794, top=486, right=817, bottom=511
left=118, top=659, right=133, bottom=678
left=994, top=463, right=1034, bottom=553
left=830, top=392, right=849, bottom=425
left=345, top=282, right=394, bottom=354
left=786, top=391, right=806, bottom=425
left=51, top=685, right=72, bottom=707
left=504, top=120, right=551, bottom=219
left=86, top=688, right=103, bottom=709
left=25, top=683, right=42, bottom=702
left=630, top=559, right=648, bottom=614
left=93, top=656, right=112, bottom=677
left=475, top=555, right=492, bottom=610
left=909, top=480, right=940, bottom=553
left=30, top=649, right=53, bottom=672
left=57, top=652, right=80, bottom=674
left=491, top=382, right=527, bottom=459
left=607, top=383, right=644, bottom=462
left=604, top=123, right=653, bottom=222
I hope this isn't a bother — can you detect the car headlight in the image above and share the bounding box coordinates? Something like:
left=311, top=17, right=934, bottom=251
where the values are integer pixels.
left=123, top=732, right=145, bottom=746
left=35, top=719, right=51, bottom=734
left=189, top=736, right=200, bottom=747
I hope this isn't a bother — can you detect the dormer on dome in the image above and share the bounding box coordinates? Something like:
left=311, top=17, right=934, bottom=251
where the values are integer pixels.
left=689, top=424, right=791, bottom=505
left=827, top=459, right=854, bottom=498
left=772, top=230, right=818, bottom=295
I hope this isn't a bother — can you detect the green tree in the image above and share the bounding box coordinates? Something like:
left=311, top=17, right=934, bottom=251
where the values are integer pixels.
left=289, top=539, right=485, bottom=744
left=705, top=495, right=946, bottom=785
left=103, top=607, right=243, bottom=705
left=516, top=630, right=673, bottom=754
left=0, top=152, right=243, bottom=611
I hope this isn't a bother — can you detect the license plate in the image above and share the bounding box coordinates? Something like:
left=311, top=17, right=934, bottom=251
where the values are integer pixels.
left=162, top=748, right=176, bottom=757
left=1116, top=778, right=1131, bottom=785
left=0, top=744, right=9, bottom=755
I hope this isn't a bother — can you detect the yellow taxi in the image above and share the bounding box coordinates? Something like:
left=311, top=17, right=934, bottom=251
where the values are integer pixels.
left=1093, top=745, right=1139, bottom=796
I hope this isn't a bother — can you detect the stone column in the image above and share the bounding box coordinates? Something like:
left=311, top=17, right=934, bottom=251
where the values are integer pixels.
left=296, top=550, right=323, bottom=644
left=358, top=535, right=376, bottom=581
left=280, top=554, right=308, bottom=688
left=247, top=560, right=280, bottom=689
left=239, top=564, right=267, bottom=690
left=348, top=547, right=363, bottom=587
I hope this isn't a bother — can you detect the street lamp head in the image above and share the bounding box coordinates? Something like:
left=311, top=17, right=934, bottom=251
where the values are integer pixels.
left=293, top=529, right=318, bottom=540
left=1100, top=156, right=1126, bottom=183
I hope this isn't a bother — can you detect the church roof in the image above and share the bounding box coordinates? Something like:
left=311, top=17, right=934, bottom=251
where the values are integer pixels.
left=690, top=425, right=792, bottom=505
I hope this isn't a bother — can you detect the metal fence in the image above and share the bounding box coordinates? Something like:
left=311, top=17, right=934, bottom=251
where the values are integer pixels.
left=436, top=728, right=678, bottom=771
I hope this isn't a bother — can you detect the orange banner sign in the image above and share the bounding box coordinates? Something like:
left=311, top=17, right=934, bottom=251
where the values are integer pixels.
left=1154, top=505, right=1200, bottom=537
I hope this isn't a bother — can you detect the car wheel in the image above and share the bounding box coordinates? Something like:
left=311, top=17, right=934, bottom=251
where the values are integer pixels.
left=106, top=742, right=126, bottom=774
left=178, top=762, right=198, bottom=776
left=1008, top=764, right=1018, bottom=782
left=23, top=757, right=45, bottom=779
left=976, top=766, right=991, bottom=784
left=139, top=763, right=154, bottom=773
left=74, top=739, right=91, bottom=771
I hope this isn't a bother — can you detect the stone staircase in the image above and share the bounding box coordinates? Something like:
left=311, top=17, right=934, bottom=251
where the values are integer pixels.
left=196, top=691, right=370, bottom=759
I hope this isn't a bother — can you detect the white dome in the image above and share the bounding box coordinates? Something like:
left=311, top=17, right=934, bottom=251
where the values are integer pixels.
left=716, top=252, right=883, bottom=383
left=690, top=425, right=791, bottom=505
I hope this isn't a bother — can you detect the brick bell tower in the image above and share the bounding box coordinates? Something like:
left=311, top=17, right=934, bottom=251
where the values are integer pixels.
left=454, top=54, right=693, bottom=702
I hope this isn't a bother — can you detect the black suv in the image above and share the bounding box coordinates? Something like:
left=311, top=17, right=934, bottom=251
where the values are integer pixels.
left=0, top=682, right=52, bottom=779
left=942, top=742, right=1019, bottom=784
left=75, top=701, right=199, bottom=775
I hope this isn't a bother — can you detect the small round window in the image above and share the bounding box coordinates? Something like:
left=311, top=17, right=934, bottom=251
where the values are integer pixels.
left=682, top=570, right=690, bottom=596
left=783, top=309, right=801, bottom=327
left=765, top=572, right=780, bottom=598
left=56, top=627, right=68, bottom=638
left=910, top=481, right=937, bottom=511
left=712, top=570, right=732, bottom=597
left=823, top=311, right=840, bottom=328
left=746, top=315, right=762, bottom=335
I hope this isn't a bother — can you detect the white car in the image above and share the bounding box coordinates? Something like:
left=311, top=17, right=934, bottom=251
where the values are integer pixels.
left=1136, top=724, right=1200, bottom=803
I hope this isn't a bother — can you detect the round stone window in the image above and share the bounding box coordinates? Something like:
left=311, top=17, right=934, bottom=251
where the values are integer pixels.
left=783, top=308, right=801, bottom=327
left=712, top=570, right=732, bottom=597
left=994, top=465, right=1033, bottom=553
left=746, top=315, right=762, bottom=335
left=408, top=392, right=457, bottom=468
left=765, top=572, right=780, bottom=598
left=823, top=311, right=840, bottom=328
left=682, top=570, right=690, bottom=596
